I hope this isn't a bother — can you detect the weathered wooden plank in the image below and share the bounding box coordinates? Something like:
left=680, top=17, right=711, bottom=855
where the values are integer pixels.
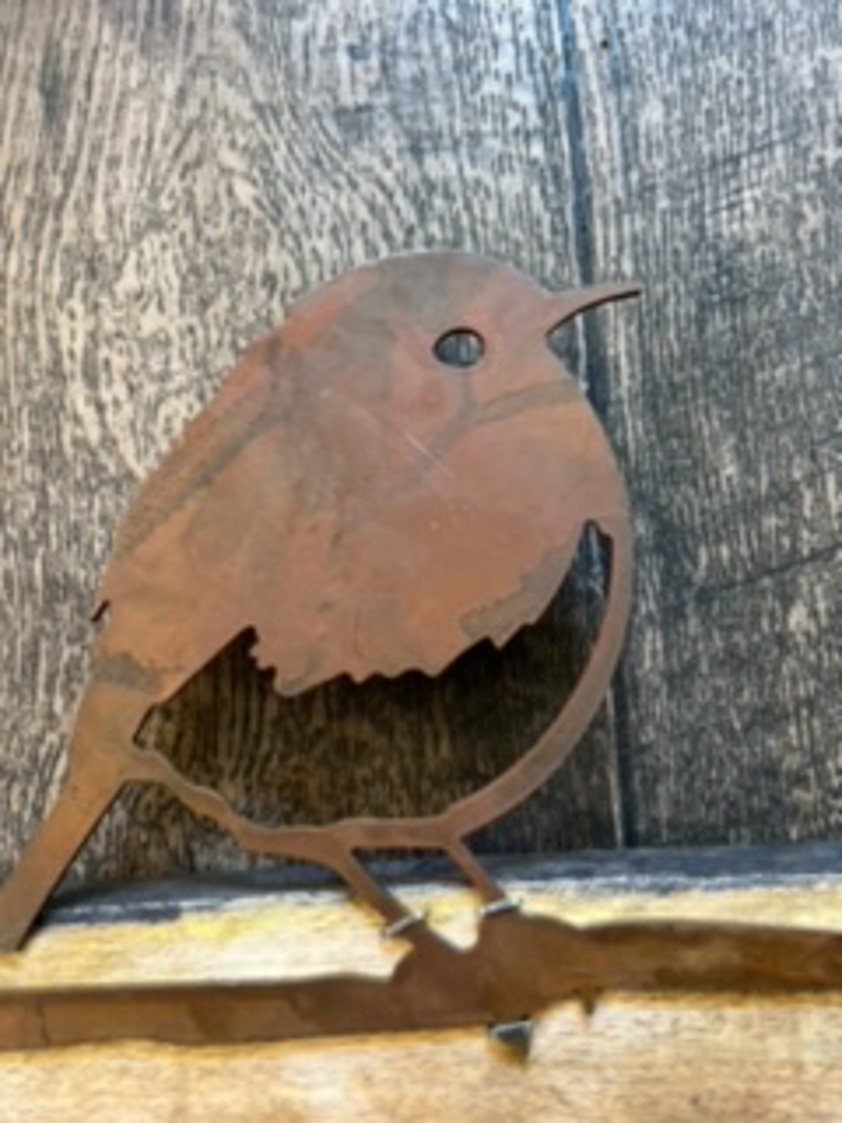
left=0, top=0, right=625, bottom=891
left=6, top=1002, right=842, bottom=1123
left=1, top=847, right=842, bottom=1121
left=571, top=0, right=842, bottom=842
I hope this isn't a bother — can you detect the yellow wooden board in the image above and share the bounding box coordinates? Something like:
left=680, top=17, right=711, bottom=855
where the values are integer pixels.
left=1, top=873, right=841, bottom=1121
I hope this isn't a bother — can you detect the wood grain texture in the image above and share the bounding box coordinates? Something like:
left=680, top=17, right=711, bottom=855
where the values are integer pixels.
left=2, top=852, right=842, bottom=1121
left=571, top=0, right=842, bottom=843
left=0, top=0, right=622, bottom=887
left=0, top=0, right=840, bottom=894
left=6, top=1005, right=842, bottom=1123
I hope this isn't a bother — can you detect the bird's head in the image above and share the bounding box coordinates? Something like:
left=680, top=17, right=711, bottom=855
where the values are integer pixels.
left=283, top=252, right=639, bottom=418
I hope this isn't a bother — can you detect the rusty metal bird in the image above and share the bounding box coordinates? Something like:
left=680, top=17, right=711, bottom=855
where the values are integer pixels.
left=0, top=252, right=638, bottom=954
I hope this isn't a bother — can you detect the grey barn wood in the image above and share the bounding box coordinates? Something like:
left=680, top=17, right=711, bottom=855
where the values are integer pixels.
left=0, top=0, right=839, bottom=892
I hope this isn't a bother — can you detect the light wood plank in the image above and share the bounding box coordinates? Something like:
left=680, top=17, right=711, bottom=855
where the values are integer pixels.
left=1, top=854, right=842, bottom=1121
left=1, top=0, right=840, bottom=895
left=4, top=999, right=842, bottom=1123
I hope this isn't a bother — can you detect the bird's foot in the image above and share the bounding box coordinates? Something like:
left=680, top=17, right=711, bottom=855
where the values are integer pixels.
left=487, top=1018, right=535, bottom=1060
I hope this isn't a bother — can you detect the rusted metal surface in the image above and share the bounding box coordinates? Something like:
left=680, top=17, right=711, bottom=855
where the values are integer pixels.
left=1, top=251, right=840, bottom=1052
left=4, top=912, right=842, bottom=1052
left=0, top=252, right=639, bottom=954
left=0, top=251, right=648, bottom=1045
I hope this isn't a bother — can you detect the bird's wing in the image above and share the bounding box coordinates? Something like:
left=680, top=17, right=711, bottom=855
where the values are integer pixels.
left=248, top=393, right=614, bottom=695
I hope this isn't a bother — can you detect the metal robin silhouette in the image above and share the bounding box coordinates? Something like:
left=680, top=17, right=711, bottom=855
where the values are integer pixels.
left=0, top=252, right=639, bottom=953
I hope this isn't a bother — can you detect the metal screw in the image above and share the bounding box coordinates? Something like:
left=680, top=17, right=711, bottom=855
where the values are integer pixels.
left=479, top=896, right=521, bottom=919
left=381, top=910, right=427, bottom=939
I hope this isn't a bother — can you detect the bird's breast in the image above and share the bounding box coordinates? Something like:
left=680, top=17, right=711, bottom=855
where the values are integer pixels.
left=98, top=355, right=623, bottom=700
left=249, top=392, right=622, bottom=693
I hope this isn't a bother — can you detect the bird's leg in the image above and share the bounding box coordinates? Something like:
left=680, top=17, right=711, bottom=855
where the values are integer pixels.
left=333, top=848, right=451, bottom=953
left=0, top=682, right=152, bottom=952
left=445, top=837, right=520, bottom=919
left=110, top=747, right=451, bottom=955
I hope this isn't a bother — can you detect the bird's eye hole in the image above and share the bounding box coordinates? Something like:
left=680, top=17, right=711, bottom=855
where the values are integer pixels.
left=433, top=328, right=484, bottom=369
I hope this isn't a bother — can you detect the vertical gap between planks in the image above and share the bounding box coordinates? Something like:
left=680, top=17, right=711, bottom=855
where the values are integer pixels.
left=559, top=0, right=636, bottom=848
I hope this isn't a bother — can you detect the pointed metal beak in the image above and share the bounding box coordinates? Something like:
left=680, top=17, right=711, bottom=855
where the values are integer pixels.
left=544, top=280, right=642, bottom=333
